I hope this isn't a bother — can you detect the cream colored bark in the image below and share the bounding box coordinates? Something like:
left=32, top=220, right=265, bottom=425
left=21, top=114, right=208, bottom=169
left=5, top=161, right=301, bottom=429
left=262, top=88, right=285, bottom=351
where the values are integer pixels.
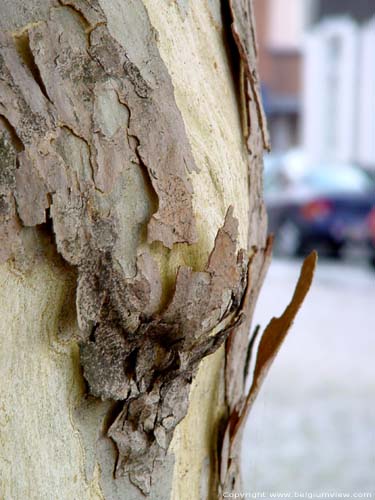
left=0, top=1, right=271, bottom=499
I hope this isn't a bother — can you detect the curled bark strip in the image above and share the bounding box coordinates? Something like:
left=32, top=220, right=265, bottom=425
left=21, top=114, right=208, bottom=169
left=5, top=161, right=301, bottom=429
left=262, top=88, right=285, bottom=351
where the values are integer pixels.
left=236, top=251, right=317, bottom=437
left=219, top=251, right=317, bottom=493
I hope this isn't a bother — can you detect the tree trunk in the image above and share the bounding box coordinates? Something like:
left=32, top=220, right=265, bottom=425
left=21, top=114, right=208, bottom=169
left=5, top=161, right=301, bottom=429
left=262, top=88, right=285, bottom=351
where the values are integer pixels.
left=0, top=1, right=315, bottom=499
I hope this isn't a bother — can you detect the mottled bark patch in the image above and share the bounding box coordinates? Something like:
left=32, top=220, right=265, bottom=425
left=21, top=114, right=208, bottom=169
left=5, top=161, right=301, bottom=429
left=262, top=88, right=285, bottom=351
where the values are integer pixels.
left=0, top=0, right=251, bottom=494
left=80, top=207, right=249, bottom=494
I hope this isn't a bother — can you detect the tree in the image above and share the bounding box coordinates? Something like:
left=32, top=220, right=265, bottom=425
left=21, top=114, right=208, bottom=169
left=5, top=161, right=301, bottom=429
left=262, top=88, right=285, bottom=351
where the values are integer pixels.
left=0, top=0, right=315, bottom=498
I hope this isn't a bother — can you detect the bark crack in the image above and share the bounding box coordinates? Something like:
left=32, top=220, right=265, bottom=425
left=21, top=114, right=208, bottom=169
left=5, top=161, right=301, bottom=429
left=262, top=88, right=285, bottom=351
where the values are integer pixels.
left=13, top=29, right=52, bottom=104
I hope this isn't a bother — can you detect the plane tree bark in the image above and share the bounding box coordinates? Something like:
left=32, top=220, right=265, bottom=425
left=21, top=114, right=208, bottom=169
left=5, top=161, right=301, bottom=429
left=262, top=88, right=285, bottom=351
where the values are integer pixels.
left=0, top=1, right=315, bottom=498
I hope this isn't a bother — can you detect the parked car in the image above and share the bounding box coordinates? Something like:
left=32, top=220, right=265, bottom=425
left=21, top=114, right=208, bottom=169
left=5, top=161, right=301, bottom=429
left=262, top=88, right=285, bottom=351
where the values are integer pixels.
left=264, top=161, right=375, bottom=260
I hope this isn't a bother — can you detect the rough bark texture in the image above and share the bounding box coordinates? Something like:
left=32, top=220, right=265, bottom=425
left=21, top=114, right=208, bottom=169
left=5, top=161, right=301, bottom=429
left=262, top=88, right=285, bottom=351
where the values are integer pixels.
left=0, top=1, right=314, bottom=499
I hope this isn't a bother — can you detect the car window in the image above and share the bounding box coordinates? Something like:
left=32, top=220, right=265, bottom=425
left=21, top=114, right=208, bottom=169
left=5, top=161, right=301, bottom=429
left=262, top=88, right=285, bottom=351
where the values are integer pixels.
left=301, top=166, right=374, bottom=193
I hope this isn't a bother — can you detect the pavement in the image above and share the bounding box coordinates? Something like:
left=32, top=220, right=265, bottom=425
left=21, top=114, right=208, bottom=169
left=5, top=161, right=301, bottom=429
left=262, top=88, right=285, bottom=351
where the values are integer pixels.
left=241, top=257, right=375, bottom=494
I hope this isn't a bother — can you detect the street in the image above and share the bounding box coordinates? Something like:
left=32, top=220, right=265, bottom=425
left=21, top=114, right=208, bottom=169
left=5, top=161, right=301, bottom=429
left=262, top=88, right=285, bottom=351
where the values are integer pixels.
left=241, top=257, right=375, bottom=492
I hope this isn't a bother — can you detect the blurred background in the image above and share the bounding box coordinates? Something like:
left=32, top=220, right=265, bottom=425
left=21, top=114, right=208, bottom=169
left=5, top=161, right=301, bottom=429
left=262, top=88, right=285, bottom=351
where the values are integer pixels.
left=241, top=0, right=375, bottom=494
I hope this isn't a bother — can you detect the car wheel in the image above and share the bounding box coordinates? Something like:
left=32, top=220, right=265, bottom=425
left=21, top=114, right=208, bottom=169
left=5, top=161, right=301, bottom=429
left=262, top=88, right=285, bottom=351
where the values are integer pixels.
left=274, top=220, right=302, bottom=257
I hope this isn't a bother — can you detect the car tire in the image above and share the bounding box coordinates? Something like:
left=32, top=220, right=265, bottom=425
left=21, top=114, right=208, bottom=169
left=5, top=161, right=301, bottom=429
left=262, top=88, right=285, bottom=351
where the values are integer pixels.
left=274, top=220, right=302, bottom=257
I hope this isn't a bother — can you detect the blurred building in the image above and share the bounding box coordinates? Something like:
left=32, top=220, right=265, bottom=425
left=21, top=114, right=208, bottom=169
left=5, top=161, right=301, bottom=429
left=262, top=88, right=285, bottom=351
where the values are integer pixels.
left=303, top=1, right=375, bottom=171
left=253, top=0, right=308, bottom=152
left=311, top=0, right=374, bottom=24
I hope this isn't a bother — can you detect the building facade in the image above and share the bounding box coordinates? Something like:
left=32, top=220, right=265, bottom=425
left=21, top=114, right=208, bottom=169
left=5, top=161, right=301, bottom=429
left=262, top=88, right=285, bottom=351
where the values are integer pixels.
left=303, top=3, right=375, bottom=170
left=253, top=0, right=306, bottom=152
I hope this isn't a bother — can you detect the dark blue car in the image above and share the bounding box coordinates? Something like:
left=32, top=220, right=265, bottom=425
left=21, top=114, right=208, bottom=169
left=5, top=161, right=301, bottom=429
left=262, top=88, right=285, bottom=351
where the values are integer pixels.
left=265, top=163, right=375, bottom=261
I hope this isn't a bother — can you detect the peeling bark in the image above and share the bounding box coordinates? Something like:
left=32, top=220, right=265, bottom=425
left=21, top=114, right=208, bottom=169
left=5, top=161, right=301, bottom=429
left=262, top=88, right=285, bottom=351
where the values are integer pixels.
left=79, top=206, right=250, bottom=494
left=219, top=251, right=317, bottom=494
left=0, top=0, right=197, bottom=259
